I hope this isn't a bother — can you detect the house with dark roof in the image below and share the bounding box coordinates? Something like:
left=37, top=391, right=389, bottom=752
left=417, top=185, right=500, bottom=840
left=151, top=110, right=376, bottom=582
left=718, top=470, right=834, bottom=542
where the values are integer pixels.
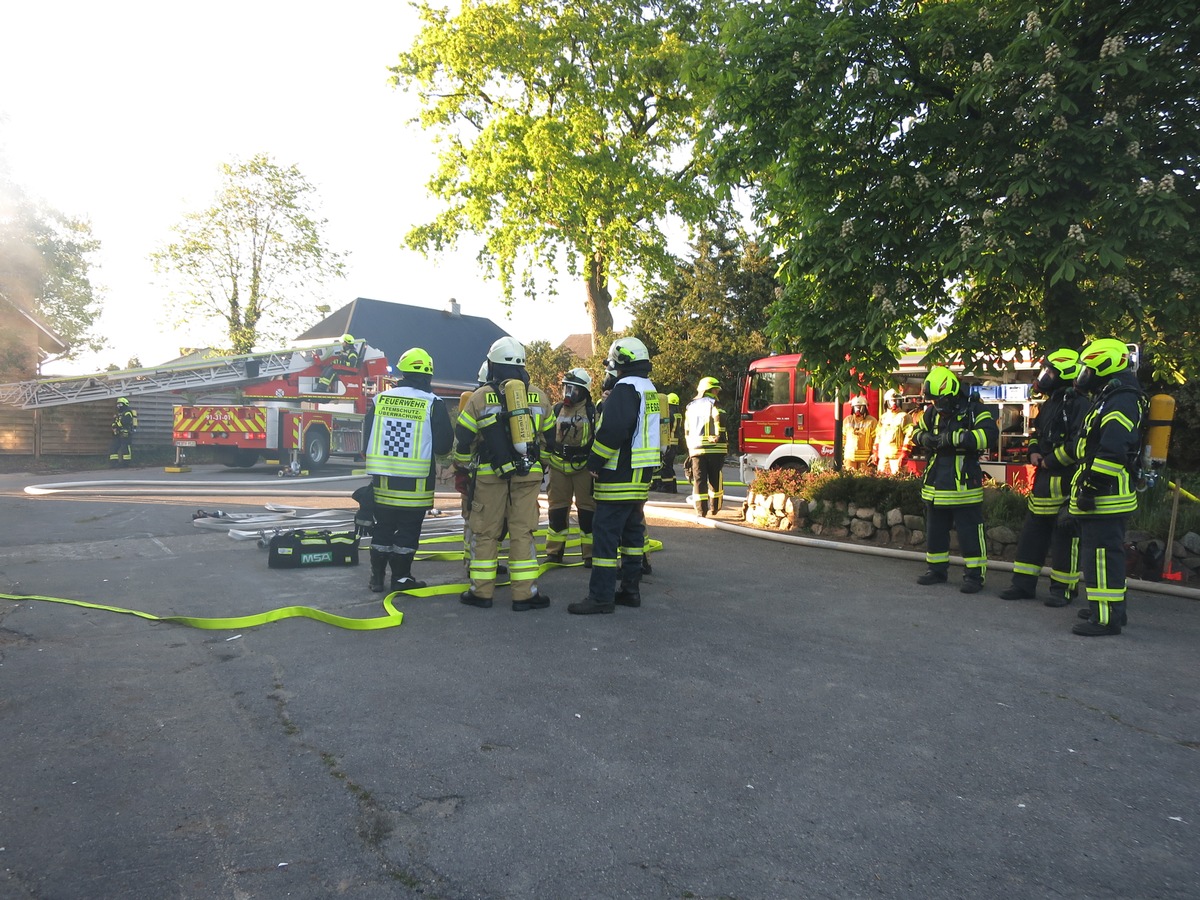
left=558, top=332, right=594, bottom=360
left=295, top=297, right=511, bottom=394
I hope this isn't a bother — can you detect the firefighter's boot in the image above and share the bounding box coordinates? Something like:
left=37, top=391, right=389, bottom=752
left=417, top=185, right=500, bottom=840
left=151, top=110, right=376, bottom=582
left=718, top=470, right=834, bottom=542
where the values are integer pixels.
left=999, top=574, right=1037, bottom=600
left=1044, top=581, right=1073, bottom=607
left=1072, top=600, right=1122, bottom=636
left=694, top=499, right=709, bottom=518
left=389, top=552, right=426, bottom=591
left=614, top=581, right=641, bottom=608
left=567, top=596, right=616, bottom=615
left=917, top=567, right=948, bottom=586
left=368, top=549, right=388, bottom=593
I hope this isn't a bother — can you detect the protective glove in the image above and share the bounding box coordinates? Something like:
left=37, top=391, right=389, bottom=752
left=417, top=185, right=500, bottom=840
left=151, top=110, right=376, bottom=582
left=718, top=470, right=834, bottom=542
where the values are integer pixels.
left=935, top=432, right=954, bottom=450
left=1075, top=489, right=1097, bottom=512
left=453, top=468, right=472, bottom=494
left=915, top=431, right=938, bottom=450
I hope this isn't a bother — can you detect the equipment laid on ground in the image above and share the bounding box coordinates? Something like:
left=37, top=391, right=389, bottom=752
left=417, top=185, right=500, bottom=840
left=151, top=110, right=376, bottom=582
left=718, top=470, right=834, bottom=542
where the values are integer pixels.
left=267, top=529, right=361, bottom=568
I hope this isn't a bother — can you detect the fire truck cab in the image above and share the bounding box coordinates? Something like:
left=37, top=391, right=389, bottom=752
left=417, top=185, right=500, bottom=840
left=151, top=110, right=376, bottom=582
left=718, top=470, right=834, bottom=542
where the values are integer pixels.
left=738, top=350, right=1044, bottom=487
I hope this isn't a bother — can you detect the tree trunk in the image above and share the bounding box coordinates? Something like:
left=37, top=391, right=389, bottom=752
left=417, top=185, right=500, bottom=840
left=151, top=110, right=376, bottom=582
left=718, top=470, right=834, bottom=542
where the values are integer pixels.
left=586, top=255, right=615, bottom=354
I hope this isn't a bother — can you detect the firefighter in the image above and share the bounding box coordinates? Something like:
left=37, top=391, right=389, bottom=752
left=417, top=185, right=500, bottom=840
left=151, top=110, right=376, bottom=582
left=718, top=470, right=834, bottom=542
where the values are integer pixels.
left=362, top=347, right=454, bottom=592
left=842, top=395, right=878, bottom=471
left=568, top=337, right=660, bottom=615
left=544, top=367, right=597, bottom=566
left=317, top=333, right=362, bottom=393
left=999, top=349, right=1090, bottom=605
left=109, top=397, right=137, bottom=467
left=911, top=366, right=999, bottom=593
left=454, top=337, right=554, bottom=611
left=873, top=389, right=911, bottom=475
left=650, top=391, right=682, bottom=493
left=1068, top=338, right=1147, bottom=637
left=685, top=376, right=728, bottom=517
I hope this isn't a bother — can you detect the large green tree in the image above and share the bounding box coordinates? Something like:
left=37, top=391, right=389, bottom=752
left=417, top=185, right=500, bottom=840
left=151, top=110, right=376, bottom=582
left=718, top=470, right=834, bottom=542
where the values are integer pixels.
left=0, top=164, right=105, bottom=368
left=629, top=225, right=776, bottom=401
left=705, top=0, right=1200, bottom=386
left=152, top=154, right=345, bottom=355
left=391, top=0, right=724, bottom=348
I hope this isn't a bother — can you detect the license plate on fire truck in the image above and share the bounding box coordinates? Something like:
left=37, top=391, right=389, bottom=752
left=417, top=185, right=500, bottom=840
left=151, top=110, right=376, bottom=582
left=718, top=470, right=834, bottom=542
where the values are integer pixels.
left=175, top=440, right=197, bottom=447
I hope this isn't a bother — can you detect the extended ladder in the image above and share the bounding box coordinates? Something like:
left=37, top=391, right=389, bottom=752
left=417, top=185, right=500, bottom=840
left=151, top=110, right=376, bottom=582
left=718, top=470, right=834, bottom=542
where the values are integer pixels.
left=0, top=345, right=341, bottom=410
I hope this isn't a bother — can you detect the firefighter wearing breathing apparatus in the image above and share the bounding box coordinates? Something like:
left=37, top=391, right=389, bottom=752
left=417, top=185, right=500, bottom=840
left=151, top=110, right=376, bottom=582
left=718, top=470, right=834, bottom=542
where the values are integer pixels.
left=1068, top=338, right=1148, bottom=637
left=912, top=366, right=1000, bottom=594
left=109, top=397, right=137, bottom=467
left=1000, top=349, right=1090, bottom=606
left=568, top=337, right=660, bottom=615
left=544, top=368, right=597, bottom=565
left=362, top=348, right=454, bottom=593
left=685, top=376, right=728, bottom=517
left=874, top=390, right=912, bottom=475
left=454, top=337, right=554, bottom=611
left=842, top=395, right=878, bottom=471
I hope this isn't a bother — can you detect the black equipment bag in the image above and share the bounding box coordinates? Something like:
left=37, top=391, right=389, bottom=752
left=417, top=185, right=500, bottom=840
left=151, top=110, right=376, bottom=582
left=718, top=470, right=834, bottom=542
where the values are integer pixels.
left=267, top=529, right=360, bottom=568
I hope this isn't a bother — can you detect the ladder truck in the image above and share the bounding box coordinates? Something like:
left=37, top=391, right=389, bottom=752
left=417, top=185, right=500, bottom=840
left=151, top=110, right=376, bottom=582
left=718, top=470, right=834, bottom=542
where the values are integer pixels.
left=0, top=341, right=390, bottom=472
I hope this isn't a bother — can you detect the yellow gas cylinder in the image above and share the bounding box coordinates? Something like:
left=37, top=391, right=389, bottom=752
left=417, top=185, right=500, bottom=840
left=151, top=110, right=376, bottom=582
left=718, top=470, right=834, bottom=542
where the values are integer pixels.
left=1146, top=393, right=1175, bottom=463
left=656, top=393, right=671, bottom=447
left=458, top=390, right=474, bottom=418
left=503, top=378, right=535, bottom=455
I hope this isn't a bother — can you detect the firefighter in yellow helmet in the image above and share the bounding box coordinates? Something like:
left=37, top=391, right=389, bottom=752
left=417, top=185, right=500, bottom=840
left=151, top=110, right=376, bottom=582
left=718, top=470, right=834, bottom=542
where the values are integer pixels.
left=454, top=337, right=555, bottom=611
left=544, top=368, right=597, bottom=565
left=317, top=333, right=362, bottom=393
left=874, top=389, right=912, bottom=475
left=684, top=376, right=728, bottom=516
left=568, top=337, right=660, bottom=615
left=911, top=366, right=999, bottom=593
left=1000, top=349, right=1090, bottom=605
left=1068, top=338, right=1147, bottom=636
left=362, top=347, right=453, bottom=592
left=109, top=397, right=137, bottom=467
left=842, top=394, right=878, bottom=471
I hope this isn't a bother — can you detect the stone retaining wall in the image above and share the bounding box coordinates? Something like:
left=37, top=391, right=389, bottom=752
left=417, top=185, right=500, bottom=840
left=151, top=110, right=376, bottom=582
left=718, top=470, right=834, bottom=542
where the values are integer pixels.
left=740, top=490, right=1200, bottom=584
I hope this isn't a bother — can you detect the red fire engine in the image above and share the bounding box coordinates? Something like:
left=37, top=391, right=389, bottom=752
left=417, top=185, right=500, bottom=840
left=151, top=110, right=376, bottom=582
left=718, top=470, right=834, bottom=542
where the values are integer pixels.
left=172, top=341, right=390, bottom=471
left=738, top=350, right=1043, bottom=487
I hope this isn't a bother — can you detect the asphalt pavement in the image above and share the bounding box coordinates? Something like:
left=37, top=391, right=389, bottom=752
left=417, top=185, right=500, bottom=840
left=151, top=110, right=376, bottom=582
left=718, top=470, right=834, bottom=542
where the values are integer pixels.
left=1, top=462, right=1197, bottom=899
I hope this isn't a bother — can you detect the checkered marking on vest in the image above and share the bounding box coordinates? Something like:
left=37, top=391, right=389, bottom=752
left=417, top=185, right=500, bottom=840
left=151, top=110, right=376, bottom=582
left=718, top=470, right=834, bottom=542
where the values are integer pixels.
left=381, top=419, right=416, bottom=456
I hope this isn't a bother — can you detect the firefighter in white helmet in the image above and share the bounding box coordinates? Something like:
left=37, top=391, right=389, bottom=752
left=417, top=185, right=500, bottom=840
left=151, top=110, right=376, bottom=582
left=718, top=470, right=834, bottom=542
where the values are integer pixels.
left=453, top=336, right=555, bottom=611
left=568, top=337, right=660, bottom=615
left=842, top=394, right=878, bottom=471
left=544, top=367, right=597, bottom=566
left=874, top=389, right=912, bottom=475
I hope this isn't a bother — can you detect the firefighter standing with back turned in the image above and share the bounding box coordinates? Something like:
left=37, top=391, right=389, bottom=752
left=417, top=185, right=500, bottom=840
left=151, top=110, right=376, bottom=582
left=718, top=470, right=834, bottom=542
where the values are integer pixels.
left=362, top=348, right=454, bottom=593
left=1068, top=338, right=1147, bottom=637
left=568, top=337, right=660, bottom=615
left=999, top=349, right=1090, bottom=605
left=544, top=367, right=597, bottom=566
left=455, top=337, right=554, bottom=612
left=912, top=366, right=1000, bottom=593
left=109, top=397, right=137, bottom=467
left=685, top=377, right=727, bottom=517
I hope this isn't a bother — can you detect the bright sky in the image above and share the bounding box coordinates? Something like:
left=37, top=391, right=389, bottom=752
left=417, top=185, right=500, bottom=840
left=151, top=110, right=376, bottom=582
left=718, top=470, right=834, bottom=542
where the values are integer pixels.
left=1, top=0, right=624, bottom=374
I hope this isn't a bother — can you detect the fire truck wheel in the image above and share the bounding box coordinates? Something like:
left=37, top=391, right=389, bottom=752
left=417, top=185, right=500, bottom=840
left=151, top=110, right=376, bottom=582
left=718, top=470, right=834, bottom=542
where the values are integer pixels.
left=770, top=459, right=809, bottom=475
left=301, top=428, right=330, bottom=469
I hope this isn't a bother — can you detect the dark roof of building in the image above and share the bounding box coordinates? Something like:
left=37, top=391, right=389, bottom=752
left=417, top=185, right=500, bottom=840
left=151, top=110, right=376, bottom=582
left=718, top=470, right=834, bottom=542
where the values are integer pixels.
left=294, top=297, right=511, bottom=391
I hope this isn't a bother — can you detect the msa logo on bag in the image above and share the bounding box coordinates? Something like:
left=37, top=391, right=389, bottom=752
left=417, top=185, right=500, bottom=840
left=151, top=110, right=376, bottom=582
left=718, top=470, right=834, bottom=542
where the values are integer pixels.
left=267, top=529, right=360, bottom=569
